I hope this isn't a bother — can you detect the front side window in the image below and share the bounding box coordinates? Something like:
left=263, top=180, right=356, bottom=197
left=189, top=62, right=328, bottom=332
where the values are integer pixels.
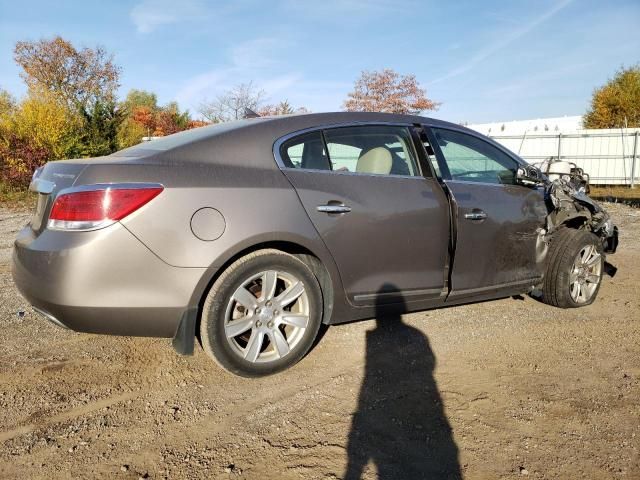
left=323, top=126, right=420, bottom=176
left=432, top=128, right=517, bottom=185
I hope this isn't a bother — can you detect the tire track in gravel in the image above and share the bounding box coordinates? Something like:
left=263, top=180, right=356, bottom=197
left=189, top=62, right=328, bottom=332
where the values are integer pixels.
left=0, top=391, right=138, bottom=443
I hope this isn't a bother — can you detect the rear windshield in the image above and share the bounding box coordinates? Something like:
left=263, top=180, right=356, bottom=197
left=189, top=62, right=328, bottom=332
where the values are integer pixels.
left=111, top=118, right=268, bottom=157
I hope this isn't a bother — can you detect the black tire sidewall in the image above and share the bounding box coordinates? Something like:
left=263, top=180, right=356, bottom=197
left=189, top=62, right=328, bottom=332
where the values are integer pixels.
left=202, top=252, right=323, bottom=377
left=553, top=230, right=604, bottom=308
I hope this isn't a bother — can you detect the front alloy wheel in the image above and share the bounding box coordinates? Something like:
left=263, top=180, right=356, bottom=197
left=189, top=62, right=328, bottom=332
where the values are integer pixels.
left=542, top=228, right=604, bottom=308
left=569, top=244, right=602, bottom=304
left=200, top=250, right=323, bottom=377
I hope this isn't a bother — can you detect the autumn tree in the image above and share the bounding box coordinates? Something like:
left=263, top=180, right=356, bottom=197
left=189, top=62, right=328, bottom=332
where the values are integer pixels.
left=14, top=36, right=121, bottom=111
left=0, top=89, right=15, bottom=117
left=584, top=65, right=640, bottom=129
left=0, top=93, right=81, bottom=187
left=258, top=100, right=310, bottom=116
left=8, top=93, right=81, bottom=159
left=117, top=89, right=195, bottom=148
left=343, top=69, right=439, bottom=114
left=12, top=36, right=125, bottom=159
left=198, top=82, right=266, bottom=122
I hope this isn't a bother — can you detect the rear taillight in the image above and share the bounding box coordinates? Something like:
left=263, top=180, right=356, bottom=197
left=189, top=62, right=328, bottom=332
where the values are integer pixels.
left=48, top=186, right=163, bottom=231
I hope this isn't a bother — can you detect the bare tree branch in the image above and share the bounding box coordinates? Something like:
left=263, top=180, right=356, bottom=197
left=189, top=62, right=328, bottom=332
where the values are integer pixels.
left=198, top=82, right=266, bottom=122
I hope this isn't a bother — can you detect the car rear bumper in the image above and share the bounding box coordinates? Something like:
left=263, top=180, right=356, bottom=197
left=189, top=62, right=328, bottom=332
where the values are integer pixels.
left=12, top=223, right=206, bottom=338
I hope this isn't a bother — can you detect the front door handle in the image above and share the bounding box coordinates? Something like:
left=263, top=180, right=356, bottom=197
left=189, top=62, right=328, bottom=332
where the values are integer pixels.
left=464, top=210, right=487, bottom=221
left=317, top=204, right=352, bottom=214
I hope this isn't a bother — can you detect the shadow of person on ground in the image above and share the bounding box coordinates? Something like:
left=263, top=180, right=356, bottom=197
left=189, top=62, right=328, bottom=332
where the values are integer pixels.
left=344, top=283, right=462, bottom=480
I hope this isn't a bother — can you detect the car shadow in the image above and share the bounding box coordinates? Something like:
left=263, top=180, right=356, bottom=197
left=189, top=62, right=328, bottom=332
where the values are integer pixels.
left=344, top=283, right=462, bottom=480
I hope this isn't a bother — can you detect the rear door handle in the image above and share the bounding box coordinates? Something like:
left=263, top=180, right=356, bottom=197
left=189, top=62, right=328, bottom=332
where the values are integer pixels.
left=317, top=204, right=351, bottom=214
left=464, top=210, right=487, bottom=221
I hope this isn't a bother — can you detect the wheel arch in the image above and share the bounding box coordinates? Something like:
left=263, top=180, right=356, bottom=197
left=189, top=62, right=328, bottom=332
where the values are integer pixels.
left=189, top=238, right=339, bottom=342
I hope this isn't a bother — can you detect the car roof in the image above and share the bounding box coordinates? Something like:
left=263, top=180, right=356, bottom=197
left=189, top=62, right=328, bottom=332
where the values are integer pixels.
left=110, top=111, right=472, bottom=169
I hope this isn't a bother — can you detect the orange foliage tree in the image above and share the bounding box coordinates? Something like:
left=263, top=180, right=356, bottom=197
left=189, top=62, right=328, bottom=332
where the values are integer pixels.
left=14, top=36, right=120, bottom=111
left=344, top=69, right=439, bottom=114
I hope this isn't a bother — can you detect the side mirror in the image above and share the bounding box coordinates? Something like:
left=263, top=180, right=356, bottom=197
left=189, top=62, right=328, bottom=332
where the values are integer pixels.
left=516, top=165, right=543, bottom=186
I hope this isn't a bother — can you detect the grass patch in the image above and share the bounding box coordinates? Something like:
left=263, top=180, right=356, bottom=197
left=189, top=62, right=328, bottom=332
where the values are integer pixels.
left=590, top=185, right=640, bottom=200
left=0, top=183, right=36, bottom=210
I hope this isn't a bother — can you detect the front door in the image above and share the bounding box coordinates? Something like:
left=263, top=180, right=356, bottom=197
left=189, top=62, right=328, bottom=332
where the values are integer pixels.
left=277, top=124, right=450, bottom=306
left=426, top=126, right=547, bottom=298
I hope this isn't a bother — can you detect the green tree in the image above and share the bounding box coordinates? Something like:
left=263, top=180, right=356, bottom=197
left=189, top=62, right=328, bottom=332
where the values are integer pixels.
left=584, top=65, right=640, bottom=129
left=78, top=101, right=125, bottom=157
left=122, top=89, right=158, bottom=112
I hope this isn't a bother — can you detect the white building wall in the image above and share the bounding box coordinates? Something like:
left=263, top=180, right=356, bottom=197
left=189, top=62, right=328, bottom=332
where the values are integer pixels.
left=469, top=118, right=640, bottom=185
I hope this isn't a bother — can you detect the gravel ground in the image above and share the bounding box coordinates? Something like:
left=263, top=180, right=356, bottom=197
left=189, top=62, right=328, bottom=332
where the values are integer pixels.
left=0, top=203, right=638, bottom=479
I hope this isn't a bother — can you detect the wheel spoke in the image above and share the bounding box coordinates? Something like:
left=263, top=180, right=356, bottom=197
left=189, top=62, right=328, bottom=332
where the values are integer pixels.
left=225, top=316, right=254, bottom=338
left=276, top=281, right=305, bottom=307
left=269, top=329, right=290, bottom=358
left=244, top=331, right=265, bottom=362
left=280, top=314, right=309, bottom=328
left=586, top=273, right=600, bottom=284
left=585, top=252, right=601, bottom=268
left=569, top=269, right=579, bottom=284
left=261, top=270, right=278, bottom=301
left=581, top=245, right=593, bottom=263
left=570, top=282, right=580, bottom=302
left=233, top=286, right=258, bottom=310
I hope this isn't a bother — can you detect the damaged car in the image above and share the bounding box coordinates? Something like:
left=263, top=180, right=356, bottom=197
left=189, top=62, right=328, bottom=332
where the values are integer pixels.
left=12, top=112, right=618, bottom=377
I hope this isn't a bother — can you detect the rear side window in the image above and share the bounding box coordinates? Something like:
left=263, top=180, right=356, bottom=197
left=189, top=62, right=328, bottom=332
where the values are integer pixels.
left=323, top=126, right=420, bottom=176
left=279, top=131, right=330, bottom=170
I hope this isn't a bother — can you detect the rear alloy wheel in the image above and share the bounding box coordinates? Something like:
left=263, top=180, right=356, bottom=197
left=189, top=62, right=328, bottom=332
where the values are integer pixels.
left=542, top=228, right=604, bottom=308
left=200, top=250, right=323, bottom=377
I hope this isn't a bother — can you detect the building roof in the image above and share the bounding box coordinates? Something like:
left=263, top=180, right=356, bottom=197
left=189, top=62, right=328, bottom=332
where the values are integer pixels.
left=469, top=116, right=583, bottom=136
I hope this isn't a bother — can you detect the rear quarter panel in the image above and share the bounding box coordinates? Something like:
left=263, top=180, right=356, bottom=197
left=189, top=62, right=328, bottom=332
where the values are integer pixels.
left=73, top=160, right=350, bottom=321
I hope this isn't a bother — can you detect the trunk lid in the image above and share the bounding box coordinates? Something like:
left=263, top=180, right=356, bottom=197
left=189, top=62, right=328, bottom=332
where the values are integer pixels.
left=29, top=161, right=89, bottom=234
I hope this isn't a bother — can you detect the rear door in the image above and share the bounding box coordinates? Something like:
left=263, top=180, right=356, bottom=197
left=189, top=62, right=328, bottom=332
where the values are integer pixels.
left=425, top=126, right=547, bottom=299
left=277, top=124, right=450, bottom=306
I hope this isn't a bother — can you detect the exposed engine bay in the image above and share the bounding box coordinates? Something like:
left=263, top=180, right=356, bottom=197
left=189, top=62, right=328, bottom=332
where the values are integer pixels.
left=535, top=159, right=619, bottom=254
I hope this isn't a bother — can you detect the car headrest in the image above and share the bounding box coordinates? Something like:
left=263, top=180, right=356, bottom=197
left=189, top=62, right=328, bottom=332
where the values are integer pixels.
left=356, top=147, right=392, bottom=175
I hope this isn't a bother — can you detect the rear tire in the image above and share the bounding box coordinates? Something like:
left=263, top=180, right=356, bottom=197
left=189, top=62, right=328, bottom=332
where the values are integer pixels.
left=542, top=228, right=604, bottom=308
left=200, top=249, right=323, bottom=377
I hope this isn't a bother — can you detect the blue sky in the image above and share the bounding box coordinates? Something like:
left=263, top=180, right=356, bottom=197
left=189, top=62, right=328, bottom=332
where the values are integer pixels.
left=0, top=0, right=638, bottom=123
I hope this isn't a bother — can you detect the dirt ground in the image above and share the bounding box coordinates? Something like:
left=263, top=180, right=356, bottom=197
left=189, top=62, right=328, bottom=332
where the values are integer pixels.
left=0, top=203, right=638, bottom=480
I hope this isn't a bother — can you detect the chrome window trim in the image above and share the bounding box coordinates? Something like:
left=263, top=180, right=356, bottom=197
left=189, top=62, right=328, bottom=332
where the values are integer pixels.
left=272, top=121, right=420, bottom=177
left=55, top=182, right=165, bottom=196
left=29, top=178, right=56, bottom=195
left=279, top=167, right=430, bottom=181
left=444, top=179, right=523, bottom=188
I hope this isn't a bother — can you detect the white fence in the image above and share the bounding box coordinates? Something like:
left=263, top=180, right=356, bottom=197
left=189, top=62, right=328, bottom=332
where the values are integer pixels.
left=485, top=129, right=640, bottom=186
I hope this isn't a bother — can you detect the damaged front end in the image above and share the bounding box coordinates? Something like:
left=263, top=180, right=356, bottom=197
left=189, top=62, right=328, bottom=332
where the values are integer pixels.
left=543, top=162, right=618, bottom=254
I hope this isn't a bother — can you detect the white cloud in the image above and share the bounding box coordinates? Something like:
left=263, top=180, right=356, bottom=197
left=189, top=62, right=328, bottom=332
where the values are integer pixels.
left=130, top=0, right=207, bottom=33
left=484, top=61, right=594, bottom=98
left=229, top=37, right=284, bottom=69
left=175, top=36, right=301, bottom=110
left=429, top=0, right=574, bottom=85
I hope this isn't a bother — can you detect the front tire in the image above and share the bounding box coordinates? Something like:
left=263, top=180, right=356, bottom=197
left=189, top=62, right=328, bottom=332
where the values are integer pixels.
left=542, top=228, right=604, bottom=308
left=200, top=249, right=323, bottom=377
